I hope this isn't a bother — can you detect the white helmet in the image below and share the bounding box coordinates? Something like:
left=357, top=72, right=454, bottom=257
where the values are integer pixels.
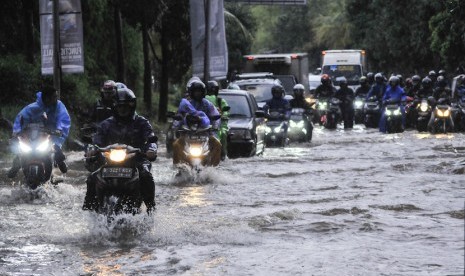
left=293, top=84, right=305, bottom=91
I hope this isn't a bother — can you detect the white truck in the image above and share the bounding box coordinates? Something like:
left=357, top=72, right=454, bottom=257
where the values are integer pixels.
left=320, top=49, right=367, bottom=90
left=242, top=53, right=310, bottom=94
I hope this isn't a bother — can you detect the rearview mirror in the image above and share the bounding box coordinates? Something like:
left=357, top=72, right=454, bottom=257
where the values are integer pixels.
left=222, top=106, right=231, bottom=112
left=255, top=110, right=265, bottom=118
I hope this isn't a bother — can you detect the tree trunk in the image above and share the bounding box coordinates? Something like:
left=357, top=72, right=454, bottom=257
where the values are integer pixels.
left=113, top=2, right=125, bottom=83
left=22, top=0, right=34, bottom=63
left=142, top=23, right=152, bottom=112
left=158, top=22, right=169, bottom=123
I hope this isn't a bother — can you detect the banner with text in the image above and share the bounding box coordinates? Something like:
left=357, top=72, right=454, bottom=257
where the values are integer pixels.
left=39, top=0, right=84, bottom=75
left=190, top=0, right=228, bottom=79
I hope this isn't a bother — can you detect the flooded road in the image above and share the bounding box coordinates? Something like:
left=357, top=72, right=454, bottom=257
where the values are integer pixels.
left=1, top=126, right=464, bottom=275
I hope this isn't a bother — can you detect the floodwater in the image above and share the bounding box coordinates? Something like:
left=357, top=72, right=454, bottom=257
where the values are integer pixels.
left=0, top=125, right=464, bottom=275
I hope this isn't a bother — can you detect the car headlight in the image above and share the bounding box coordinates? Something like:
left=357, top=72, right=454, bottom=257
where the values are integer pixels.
left=19, top=140, right=32, bottom=153
left=189, top=146, right=202, bottom=157
left=36, top=139, right=50, bottom=152
left=109, top=149, right=127, bottom=162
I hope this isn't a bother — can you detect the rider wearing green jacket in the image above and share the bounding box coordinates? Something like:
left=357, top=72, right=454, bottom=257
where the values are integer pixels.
left=206, top=81, right=229, bottom=160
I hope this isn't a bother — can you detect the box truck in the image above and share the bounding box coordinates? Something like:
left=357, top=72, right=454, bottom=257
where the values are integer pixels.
left=320, top=49, right=367, bottom=90
left=242, top=53, right=309, bottom=94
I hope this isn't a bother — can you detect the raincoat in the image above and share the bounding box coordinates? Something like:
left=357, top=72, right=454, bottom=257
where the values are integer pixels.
left=379, top=85, right=406, bottom=133
left=12, top=92, right=71, bottom=147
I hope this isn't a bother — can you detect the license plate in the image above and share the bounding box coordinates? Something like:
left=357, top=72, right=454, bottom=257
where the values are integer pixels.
left=102, top=167, right=133, bottom=178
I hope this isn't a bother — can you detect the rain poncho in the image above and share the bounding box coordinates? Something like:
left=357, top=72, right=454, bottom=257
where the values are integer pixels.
left=174, top=98, right=211, bottom=129
left=13, top=92, right=71, bottom=147
left=379, top=85, right=406, bottom=133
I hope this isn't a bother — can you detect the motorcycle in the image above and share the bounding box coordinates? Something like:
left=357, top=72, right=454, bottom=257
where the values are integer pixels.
left=264, top=110, right=288, bottom=147
left=404, top=97, right=416, bottom=129
left=89, top=137, right=156, bottom=219
left=16, top=123, right=58, bottom=189
left=415, top=98, right=432, bottom=132
left=321, top=97, right=341, bottom=129
left=288, top=108, right=312, bottom=142
left=353, top=96, right=365, bottom=124
left=175, top=114, right=221, bottom=169
left=364, top=96, right=381, bottom=128
left=384, top=100, right=404, bottom=133
left=429, top=99, right=453, bottom=134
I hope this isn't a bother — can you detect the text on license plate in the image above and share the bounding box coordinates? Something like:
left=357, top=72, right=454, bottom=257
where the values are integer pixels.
left=102, top=167, right=133, bottom=178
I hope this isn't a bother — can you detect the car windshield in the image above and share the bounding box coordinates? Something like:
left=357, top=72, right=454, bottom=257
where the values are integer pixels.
left=322, top=65, right=362, bottom=85
left=220, top=94, right=252, bottom=117
left=237, top=83, right=273, bottom=102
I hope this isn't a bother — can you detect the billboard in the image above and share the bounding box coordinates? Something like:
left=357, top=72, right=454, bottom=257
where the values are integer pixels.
left=39, top=0, right=84, bottom=75
left=190, top=0, right=228, bottom=79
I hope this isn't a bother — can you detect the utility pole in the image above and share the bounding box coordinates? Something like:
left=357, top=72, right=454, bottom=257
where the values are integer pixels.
left=52, top=0, right=62, bottom=97
left=203, top=0, right=210, bottom=83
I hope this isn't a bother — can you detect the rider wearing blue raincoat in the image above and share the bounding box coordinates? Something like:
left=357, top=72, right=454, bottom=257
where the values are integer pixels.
left=379, top=76, right=406, bottom=133
left=8, top=86, right=71, bottom=178
left=172, top=80, right=222, bottom=166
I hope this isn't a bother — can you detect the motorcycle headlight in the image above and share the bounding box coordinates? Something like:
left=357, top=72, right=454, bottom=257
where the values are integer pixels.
left=109, top=149, right=127, bottom=162
left=274, top=126, right=282, bottom=133
left=393, top=109, right=401, bottom=116
left=297, top=120, right=305, bottom=128
left=265, top=126, right=272, bottom=133
left=19, top=140, right=32, bottom=153
left=420, top=103, right=428, bottom=112
left=385, top=109, right=392, bottom=116
left=443, top=109, right=450, bottom=117
left=318, top=102, right=327, bottom=110
left=189, top=146, right=202, bottom=157
left=290, top=120, right=297, bottom=128
left=354, top=100, right=363, bottom=108
left=36, top=139, right=50, bottom=152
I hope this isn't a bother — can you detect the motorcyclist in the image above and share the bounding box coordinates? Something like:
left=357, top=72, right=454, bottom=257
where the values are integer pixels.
left=313, top=74, right=336, bottom=99
left=428, top=76, right=454, bottom=132
left=433, top=76, right=452, bottom=104
left=264, top=84, right=291, bottom=130
left=366, top=73, right=387, bottom=103
left=416, top=77, right=434, bottom=99
left=407, top=75, right=421, bottom=98
left=335, top=77, right=355, bottom=129
left=290, top=83, right=314, bottom=141
left=8, top=86, right=70, bottom=178
left=454, top=75, right=465, bottom=102
left=206, top=80, right=230, bottom=160
left=366, top=72, right=375, bottom=87
left=428, top=70, right=437, bottom=87
left=379, top=76, right=406, bottom=133
left=90, top=80, right=118, bottom=123
left=355, top=76, right=370, bottom=98
left=82, top=88, right=157, bottom=213
left=172, top=79, right=222, bottom=166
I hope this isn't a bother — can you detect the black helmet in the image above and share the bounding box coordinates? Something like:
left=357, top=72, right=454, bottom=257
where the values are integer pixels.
left=101, top=80, right=117, bottom=101
left=271, top=84, right=284, bottom=99
left=293, top=84, right=305, bottom=98
left=337, top=76, right=348, bottom=87
left=207, top=80, right=219, bottom=96
left=437, top=76, right=447, bottom=88
left=412, top=75, right=421, bottom=86
left=421, top=77, right=432, bottom=89
left=188, top=80, right=206, bottom=101
left=113, top=88, right=136, bottom=121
